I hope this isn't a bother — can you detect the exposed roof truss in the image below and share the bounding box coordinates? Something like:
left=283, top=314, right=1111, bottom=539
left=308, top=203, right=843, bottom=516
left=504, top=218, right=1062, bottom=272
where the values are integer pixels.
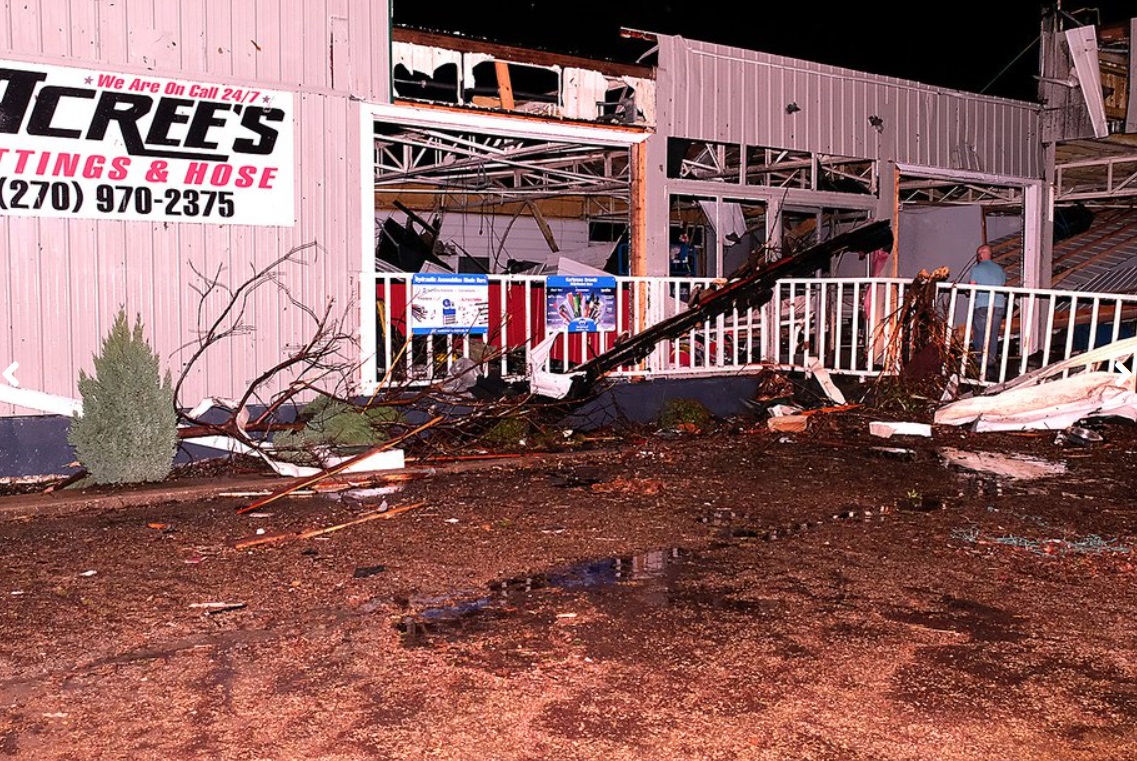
left=373, top=122, right=632, bottom=204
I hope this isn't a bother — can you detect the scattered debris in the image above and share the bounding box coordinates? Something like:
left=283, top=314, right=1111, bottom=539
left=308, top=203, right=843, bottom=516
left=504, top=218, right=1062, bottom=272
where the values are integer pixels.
left=870, top=447, right=916, bottom=461
left=767, top=415, right=808, bottom=433
left=869, top=421, right=932, bottom=439
left=562, top=220, right=893, bottom=394
left=953, top=528, right=1131, bottom=557
left=767, top=404, right=803, bottom=417
left=528, top=334, right=584, bottom=400
left=807, top=360, right=847, bottom=405
left=591, top=477, right=665, bottom=495
left=937, top=335, right=1137, bottom=432
left=1056, top=425, right=1103, bottom=446
left=326, top=486, right=405, bottom=501
left=547, top=468, right=604, bottom=488
left=189, top=602, right=247, bottom=615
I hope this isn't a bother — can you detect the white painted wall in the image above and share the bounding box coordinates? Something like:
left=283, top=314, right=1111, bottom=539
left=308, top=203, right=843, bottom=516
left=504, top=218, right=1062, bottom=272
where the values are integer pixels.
left=0, top=0, right=390, bottom=415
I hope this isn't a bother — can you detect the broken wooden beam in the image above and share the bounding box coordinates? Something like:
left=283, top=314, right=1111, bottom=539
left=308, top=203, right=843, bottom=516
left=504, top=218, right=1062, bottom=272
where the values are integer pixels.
left=234, top=501, right=424, bottom=550
left=236, top=416, right=444, bottom=514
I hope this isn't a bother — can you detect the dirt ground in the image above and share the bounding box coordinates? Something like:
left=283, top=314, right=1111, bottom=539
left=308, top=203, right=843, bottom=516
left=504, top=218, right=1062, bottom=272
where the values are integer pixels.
left=2, top=400, right=1137, bottom=760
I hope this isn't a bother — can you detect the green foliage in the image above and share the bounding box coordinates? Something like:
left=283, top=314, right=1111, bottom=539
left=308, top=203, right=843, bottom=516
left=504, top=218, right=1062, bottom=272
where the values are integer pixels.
left=68, top=310, right=177, bottom=484
left=271, top=395, right=402, bottom=463
left=483, top=416, right=531, bottom=448
left=658, top=397, right=713, bottom=430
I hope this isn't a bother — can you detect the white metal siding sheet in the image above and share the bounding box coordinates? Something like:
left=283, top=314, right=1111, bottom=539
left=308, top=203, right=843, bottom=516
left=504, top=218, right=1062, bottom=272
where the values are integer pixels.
left=0, top=92, right=364, bottom=415
left=5, top=0, right=389, bottom=99
left=0, top=1, right=387, bottom=415
left=660, top=37, right=1043, bottom=180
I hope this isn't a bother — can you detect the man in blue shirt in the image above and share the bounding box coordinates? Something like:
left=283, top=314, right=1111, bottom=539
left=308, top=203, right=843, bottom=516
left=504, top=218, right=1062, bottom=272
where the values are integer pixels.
left=670, top=233, right=696, bottom=277
left=969, top=243, right=1007, bottom=377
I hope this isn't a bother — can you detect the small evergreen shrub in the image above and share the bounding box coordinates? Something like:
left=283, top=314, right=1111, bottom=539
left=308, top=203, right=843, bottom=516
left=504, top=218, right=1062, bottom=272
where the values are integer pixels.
left=68, top=309, right=178, bottom=484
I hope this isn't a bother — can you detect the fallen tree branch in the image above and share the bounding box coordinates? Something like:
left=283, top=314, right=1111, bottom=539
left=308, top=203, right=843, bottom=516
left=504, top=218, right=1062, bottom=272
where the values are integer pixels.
left=233, top=501, right=424, bottom=550
left=236, top=415, right=445, bottom=514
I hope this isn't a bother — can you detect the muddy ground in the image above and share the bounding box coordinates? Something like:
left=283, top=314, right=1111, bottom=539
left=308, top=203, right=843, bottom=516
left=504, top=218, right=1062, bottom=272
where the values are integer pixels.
left=2, top=402, right=1137, bottom=760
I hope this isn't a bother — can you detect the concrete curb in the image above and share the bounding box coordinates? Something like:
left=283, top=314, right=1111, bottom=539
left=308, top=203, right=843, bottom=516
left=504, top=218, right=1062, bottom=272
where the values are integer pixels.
left=0, top=475, right=291, bottom=520
left=0, top=449, right=618, bottom=521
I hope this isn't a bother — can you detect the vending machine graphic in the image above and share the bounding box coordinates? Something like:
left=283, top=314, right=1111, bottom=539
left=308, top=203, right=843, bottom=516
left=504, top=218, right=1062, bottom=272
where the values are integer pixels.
left=545, top=276, right=616, bottom=333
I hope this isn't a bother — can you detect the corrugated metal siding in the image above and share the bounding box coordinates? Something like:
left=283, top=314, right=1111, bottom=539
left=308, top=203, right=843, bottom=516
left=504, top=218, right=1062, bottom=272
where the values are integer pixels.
left=0, top=0, right=389, bottom=415
left=659, top=37, right=1044, bottom=180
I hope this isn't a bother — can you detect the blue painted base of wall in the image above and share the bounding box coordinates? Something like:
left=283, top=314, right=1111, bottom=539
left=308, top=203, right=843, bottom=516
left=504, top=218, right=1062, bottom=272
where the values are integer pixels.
left=563, top=376, right=765, bottom=431
left=0, top=417, right=80, bottom=478
left=0, top=376, right=775, bottom=478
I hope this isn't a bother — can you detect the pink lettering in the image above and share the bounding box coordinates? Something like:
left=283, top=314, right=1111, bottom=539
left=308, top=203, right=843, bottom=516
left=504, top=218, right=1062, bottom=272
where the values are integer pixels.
left=258, top=167, right=277, bottom=189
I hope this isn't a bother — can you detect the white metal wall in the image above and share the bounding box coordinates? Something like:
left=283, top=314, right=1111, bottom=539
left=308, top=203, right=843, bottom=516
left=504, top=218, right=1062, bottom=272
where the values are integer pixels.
left=0, top=0, right=390, bottom=415
left=657, top=36, right=1044, bottom=177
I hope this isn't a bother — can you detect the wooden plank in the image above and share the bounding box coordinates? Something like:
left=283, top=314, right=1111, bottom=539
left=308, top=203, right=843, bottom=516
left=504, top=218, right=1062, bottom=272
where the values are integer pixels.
left=494, top=61, right=515, bottom=110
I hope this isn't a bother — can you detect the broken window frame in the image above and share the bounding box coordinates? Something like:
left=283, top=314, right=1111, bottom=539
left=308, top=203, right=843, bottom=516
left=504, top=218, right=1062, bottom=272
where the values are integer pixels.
left=359, top=103, right=648, bottom=396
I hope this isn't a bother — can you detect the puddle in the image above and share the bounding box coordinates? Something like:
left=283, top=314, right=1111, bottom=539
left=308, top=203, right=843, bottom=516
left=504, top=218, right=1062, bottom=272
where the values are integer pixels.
left=399, top=499, right=955, bottom=648
left=398, top=548, right=684, bottom=647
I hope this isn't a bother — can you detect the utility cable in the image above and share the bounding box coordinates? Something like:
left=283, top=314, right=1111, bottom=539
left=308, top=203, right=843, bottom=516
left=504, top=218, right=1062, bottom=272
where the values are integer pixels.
left=980, top=34, right=1041, bottom=95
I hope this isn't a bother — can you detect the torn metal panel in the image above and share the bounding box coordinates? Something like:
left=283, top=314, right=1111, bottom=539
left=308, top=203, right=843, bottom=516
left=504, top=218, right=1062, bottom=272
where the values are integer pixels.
left=985, top=334, right=1137, bottom=395
left=391, top=32, right=654, bottom=127
left=562, top=68, right=607, bottom=121
left=392, top=43, right=463, bottom=101
left=934, top=371, right=1137, bottom=431
left=934, top=333, right=1137, bottom=433
left=1066, top=25, right=1110, bottom=139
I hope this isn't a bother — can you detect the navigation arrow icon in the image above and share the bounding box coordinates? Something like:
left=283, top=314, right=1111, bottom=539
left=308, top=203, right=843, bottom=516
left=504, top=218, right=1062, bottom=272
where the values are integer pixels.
left=3, top=361, right=19, bottom=387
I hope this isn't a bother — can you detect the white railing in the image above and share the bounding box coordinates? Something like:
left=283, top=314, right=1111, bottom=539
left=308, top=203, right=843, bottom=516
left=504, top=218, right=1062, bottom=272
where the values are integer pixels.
left=371, top=273, right=1137, bottom=389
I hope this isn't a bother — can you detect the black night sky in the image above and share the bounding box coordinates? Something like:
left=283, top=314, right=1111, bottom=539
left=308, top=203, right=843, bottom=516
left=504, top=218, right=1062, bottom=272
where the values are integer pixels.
left=390, top=0, right=1136, bottom=102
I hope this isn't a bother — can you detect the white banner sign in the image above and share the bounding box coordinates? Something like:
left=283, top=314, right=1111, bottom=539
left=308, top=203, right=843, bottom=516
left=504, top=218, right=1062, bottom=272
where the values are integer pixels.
left=410, top=274, right=489, bottom=335
left=0, top=59, right=294, bottom=226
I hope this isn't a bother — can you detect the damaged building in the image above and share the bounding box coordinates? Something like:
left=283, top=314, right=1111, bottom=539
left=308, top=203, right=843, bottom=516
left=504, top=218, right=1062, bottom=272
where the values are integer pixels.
left=0, top=1, right=1135, bottom=476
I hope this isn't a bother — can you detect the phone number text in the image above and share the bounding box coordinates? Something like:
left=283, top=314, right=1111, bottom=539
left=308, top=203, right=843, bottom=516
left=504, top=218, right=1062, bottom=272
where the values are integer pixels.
left=0, top=179, right=237, bottom=219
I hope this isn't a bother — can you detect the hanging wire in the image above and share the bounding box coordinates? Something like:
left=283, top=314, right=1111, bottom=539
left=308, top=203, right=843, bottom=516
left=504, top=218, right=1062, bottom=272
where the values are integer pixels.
left=980, top=34, right=1042, bottom=95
